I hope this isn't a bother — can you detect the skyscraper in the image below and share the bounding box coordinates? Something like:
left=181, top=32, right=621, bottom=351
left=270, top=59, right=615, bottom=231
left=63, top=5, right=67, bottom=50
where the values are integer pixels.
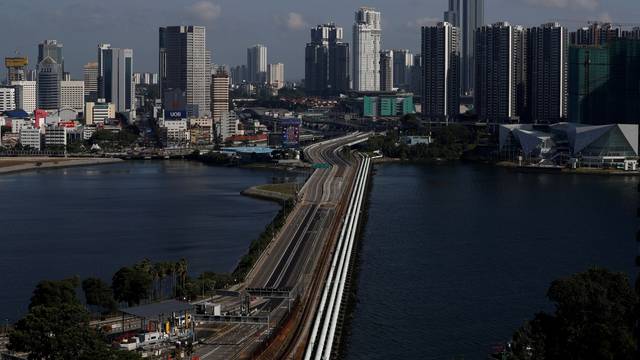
left=475, top=22, right=528, bottom=123
left=392, top=49, right=414, bottom=89
left=305, top=23, right=350, bottom=95
left=461, top=0, right=484, bottom=96
left=97, top=44, right=135, bottom=117
left=60, top=80, right=85, bottom=112
left=268, top=63, right=285, bottom=90
left=210, top=70, right=229, bottom=122
left=83, top=62, right=98, bottom=102
left=379, top=50, right=394, bottom=92
left=570, top=22, right=621, bottom=46
left=160, top=26, right=211, bottom=118
left=247, top=45, right=268, bottom=84
left=422, top=22, right=460, bottom=121
left=444, top=0, right=461, bottom=27
left=528, top=22, right=568, bottom=123
left=353, top=7, right=382, bottom=91
left=38, top=40, right=64, bottom=73
left=37, top=57, right=62, bottom=111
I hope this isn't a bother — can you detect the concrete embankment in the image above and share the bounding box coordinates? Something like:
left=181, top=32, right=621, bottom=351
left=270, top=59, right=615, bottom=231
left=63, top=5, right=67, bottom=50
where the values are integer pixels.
left=0, top=157, right=123, bottom=175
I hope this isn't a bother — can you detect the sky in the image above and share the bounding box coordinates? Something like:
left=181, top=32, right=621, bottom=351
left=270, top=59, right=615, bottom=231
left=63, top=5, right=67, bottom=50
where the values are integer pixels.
left=1, top=0, right=639, bottom=80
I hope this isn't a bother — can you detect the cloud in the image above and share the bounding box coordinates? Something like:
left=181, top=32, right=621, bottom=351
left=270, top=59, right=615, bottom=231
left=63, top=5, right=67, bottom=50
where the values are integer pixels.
left=524, top=0, right=598, bottom=11
left=186, top=1, right=221, bottom=21
left=285, top=12, right=307, bottom=31
left=407, top=17, right=440, bottom=29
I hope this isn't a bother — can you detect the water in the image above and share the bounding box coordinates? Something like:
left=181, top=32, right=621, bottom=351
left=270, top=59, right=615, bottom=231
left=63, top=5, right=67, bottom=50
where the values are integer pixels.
left=0, top=160, right=292, bottom=322
left=345, top=163, right=637, bottom=360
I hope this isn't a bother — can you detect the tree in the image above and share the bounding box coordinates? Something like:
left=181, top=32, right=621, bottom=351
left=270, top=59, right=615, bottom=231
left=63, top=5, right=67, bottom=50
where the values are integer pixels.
left=9, top=303, right=140, bottom=360
left=510, top=268, right=638, bottom=360
left=112, top=267, right=152, bottom=307
left=82, top=277, right=117, bottom=313
left=29, top=277, right=80, bottom=309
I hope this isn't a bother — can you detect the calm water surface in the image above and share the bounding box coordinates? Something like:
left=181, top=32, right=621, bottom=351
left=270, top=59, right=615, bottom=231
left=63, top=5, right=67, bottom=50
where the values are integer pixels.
left=345, top=163, right=637, bottom=360
left=0, top=161, right=289, bottom=322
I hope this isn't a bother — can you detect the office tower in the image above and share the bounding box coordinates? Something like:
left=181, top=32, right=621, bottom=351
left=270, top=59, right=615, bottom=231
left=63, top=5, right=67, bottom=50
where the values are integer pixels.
left=410, top=54, right=423, bottom=96
left=422, top=22, right=460, bottom=121
left=160, top=26, right=211, bottom=118
left=11, top=81, right=36, bottom=114
left=461, top=0, right=484, bottom=95
left=379, top=50, right=394, bottom=92
left=83, top=62, right=98, bottom=102
left=60, top=80, right=85, bottom=112
left=247, top=45, right=268, bottom=84
left=305, top=23, right=350, bottom=95
left=392, top=49, right=414, bottom=89
left=38, top=40, right=64, bottom=73
left=230, top=65, right=248, bottom=85
left=475, top=22, right=528, bottom=123
left=5, top=57, right=28, bottom=83
left=528, top=22, right=568, bottom=123
left=353, top=7, right=382, bottom=91
left=0, top=87, right=16, bottom=112
left=444, top=0, right=460, bottom=27
left=37, top=57, right=62, bottom=111
left=97, top=44, right=135, bottom=117
left=210, top=70, right=229, bottom=122
left=268, top=63, right=285, bottom=89
left=568, top=39, right=640, bottom=125
left=570, top=22, right=621, bottom=46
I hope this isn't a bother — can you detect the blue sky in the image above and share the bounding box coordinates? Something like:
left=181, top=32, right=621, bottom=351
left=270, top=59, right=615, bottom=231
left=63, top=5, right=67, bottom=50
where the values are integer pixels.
left=1, top=0, right=639, bottom=80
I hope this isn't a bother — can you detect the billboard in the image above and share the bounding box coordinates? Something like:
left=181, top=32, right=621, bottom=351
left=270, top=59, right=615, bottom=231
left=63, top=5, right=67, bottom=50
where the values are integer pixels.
left=280, top=118, right=301, bottom=148
left=164, top=110, right=186, bottom=119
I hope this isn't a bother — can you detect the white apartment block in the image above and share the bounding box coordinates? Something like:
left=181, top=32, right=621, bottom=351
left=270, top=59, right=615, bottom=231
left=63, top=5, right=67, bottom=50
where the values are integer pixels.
left=353, top=7, right=382, bottom=91
left=268, top=63, right=285, bottom=90
left=61, top=81, right=85, bottom=112
left=45, top=126, right=67, bottom=147
left=11, top=81, right=37, bottom=114
left=19, top=127, right=41, bottom=150
left=0, top=87, right=16, bottom=112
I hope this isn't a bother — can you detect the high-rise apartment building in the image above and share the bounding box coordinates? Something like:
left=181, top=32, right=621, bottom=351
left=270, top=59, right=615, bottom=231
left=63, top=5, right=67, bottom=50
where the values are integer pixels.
left=475, top=22, right=528, bottom=123
left=210, top=70, right=229, bottom=122
left=83, top=62, right=98, bottom=102
left=379, top=50, right=394, bottom=92
left=38, top=40, right=64, bottom=73
left=247, top=45, right=268, bottom=84
left=5, top=57, right=28, bottom=83
left=392, top=49, right=414, bottom=89
left=0, top=87, right=16, bottom=112
left=571, top=22, right=621, bottom=46
left=268, top=63, right=285, bottom=90
left=60, top=80, right=85, bottom=112
left=422, top=22, right=460, bottom=121
left=305, top=23, right=350, bottom=95
left=97, top=44, right=135, bottom=118
left=462, top=0, right=484, bottom=96
left=353, top=7, right=382, bottom=91
left=528, top=22, right=568, bottom=123
left=160, top=26, right=211, bottom=118
left=11, top=81, right=36, bottom=114
left=37, top=57, right=62, bottom=111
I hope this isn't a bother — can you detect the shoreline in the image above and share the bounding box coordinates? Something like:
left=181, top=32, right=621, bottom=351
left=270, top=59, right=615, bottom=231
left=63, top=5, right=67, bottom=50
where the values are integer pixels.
left=0, top=157, right=124, bottom=175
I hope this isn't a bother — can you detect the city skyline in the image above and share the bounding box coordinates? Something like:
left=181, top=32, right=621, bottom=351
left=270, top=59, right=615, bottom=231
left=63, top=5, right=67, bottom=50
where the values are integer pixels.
left=1, top=0, right=637, bottom=80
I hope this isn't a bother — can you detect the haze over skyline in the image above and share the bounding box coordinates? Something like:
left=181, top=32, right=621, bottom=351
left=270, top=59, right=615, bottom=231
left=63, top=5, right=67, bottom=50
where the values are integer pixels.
left=2, top=0, right=638, bottom=80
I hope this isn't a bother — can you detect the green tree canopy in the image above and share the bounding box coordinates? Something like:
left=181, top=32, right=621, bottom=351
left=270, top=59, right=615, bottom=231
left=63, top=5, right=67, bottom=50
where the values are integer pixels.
left=9, top=303, right=140, bottom=360
left=112, top=266, right=152, bottom=307
left=29, top=277, right=80, bottom=309
left=510, top=268, right=638, bottom=360
left=82, top=277, right=117, bottom=313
